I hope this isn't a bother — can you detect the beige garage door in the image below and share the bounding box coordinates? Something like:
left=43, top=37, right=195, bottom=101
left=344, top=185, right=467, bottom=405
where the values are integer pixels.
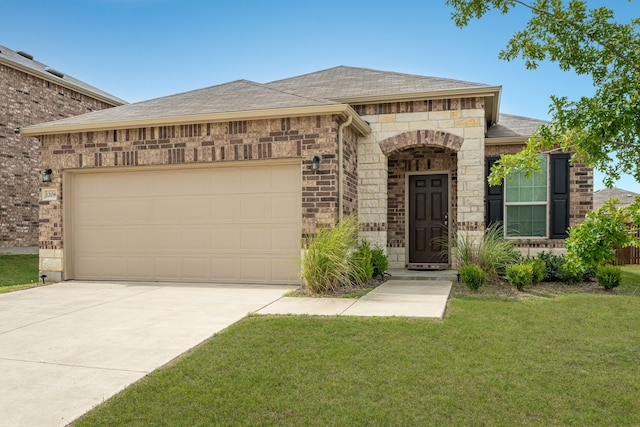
left=67, top=162, right=301, bottom=284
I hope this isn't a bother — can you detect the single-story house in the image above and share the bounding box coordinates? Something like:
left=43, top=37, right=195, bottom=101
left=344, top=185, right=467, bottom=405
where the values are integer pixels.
left=0, top=44, right=125, bottom=249
left=22, top=66, right=593, bottom=284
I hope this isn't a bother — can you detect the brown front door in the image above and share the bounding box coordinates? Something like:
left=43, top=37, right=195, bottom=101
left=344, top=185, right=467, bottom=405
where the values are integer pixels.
left=408, top=174, right=448, bottom=268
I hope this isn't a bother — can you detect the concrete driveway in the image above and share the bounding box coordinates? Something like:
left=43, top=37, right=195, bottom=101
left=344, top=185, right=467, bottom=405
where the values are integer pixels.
left=0, top=281, right=294, bottom=427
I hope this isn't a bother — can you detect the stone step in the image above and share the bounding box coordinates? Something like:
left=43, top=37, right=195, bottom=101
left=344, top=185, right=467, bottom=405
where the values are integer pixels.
left=385, top=269, right=458, bottom=281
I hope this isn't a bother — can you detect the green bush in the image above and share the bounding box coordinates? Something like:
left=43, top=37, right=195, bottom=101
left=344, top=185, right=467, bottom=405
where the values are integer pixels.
left=351, top=241, right=374, bottom=284
left=370, top=245, right=389, bottom=278
left=536, top=252, right=593, bottom=284
left=528, top=258, right=545, bottom=284
left=451, top=223, right=520, bottom=279
left=460, top=263, right=487, bottom=291
left=595, top=264, right=622, bottom=290
left=301, top=216, right=360, bottom=294
left=506, top=262, right=533, bottom=291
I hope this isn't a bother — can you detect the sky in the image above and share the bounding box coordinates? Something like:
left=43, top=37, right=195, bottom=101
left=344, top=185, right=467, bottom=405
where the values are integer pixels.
left=2, top=0, right=638, bottom=191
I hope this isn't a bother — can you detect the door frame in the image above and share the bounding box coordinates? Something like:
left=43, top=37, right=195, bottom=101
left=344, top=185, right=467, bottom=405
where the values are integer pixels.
left=404, top=170, right=452, bottom=269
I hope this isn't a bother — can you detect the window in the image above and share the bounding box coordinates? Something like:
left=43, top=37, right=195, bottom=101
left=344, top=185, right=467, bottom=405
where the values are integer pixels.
left=504, top=155, right=548, bottom=237
left=485, top=153, right=571, bottom=239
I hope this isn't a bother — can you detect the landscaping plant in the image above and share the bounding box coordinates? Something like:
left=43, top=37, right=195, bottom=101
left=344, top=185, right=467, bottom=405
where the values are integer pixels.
left=459, top=263, right=486, bottom=291
left=370, top=245, right=389, bottom=279
left=351, top=241, right=374, bottom=285
left=506, top=262, right=534, bottom=291
left=596, top=264, right=623, bottom=290
left=529, top=258, right=545, bottom=284
left=300, top=216, right=361, bottom=294
left=451, top=223, right=520, bottom=279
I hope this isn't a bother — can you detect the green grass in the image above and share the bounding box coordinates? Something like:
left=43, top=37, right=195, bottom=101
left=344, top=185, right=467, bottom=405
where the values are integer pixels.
left=620, top=264, right=640, bottom=294
left=0, top=255, right=39, bottom=290
left=75, top=292, right=640, bottom=426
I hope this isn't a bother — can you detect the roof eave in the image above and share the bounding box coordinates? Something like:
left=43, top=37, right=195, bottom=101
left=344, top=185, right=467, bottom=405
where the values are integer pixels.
left=0, top=56, right=126, bottom=107
left=485, top=136, right=530, bottom=145
left=21, top=104, right=372, bottom=137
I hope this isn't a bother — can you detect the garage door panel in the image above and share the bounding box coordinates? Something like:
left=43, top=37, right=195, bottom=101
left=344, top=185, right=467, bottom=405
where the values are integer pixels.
left=70, top=162, right=301, bottom=284
left=211, top=197, right=240, bottom=220
left=211, top=258, right=240, bottom=282
left=241, top=196, right=271, bottom=220
left=211, top=228, right=241, bottom=251
left=272, top=195, right=300, bottom=221
left=272, top=165, right=301, bottom=193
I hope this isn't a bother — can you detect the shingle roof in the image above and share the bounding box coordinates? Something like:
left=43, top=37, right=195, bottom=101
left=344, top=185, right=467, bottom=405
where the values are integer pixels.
left=0, top=44, right=126, bottom=105
left=487, top=113, right=548, bottom=138
left=266, top=66, right=494, bottom=101
left=593, top=187, right=639, bottom=210
left=24, top=79, right=342, bottom=131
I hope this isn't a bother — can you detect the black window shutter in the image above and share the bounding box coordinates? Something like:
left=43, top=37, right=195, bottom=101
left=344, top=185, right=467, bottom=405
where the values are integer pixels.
left=549, top=153, right=570, bottom=239
left=485, top=157, right=504, bottom=228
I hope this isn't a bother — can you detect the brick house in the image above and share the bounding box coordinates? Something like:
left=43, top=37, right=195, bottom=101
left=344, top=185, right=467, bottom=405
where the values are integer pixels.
left=22, top=66, right=592, bottom=283
left=0, top=45, right=125, bottom=249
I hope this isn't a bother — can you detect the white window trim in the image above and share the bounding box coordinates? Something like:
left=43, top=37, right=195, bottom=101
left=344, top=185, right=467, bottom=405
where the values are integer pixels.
left=503, top=155, right=550, bottom=239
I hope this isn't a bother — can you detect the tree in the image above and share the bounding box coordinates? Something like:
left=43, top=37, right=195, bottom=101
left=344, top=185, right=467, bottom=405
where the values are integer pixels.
left=447, top=0, right=640, bottom=187
left=447, top=0, right=640, bottom=270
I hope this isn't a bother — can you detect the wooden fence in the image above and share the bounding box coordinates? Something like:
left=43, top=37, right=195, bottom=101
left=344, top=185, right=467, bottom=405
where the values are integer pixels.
left=614, top=228, right=640, bottom=265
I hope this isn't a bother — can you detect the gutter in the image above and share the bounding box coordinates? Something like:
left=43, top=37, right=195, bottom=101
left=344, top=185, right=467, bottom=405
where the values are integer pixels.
left=337, top=114, right=353, bottom=221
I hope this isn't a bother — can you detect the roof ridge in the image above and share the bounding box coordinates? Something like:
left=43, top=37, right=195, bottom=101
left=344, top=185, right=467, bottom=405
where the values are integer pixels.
left=266, top=65, right=493, bottom=88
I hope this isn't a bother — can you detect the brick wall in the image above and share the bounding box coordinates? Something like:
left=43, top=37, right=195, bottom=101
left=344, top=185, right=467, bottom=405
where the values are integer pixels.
left=38, top=115, right=342, bottom=258
left=387, top=146, right=458, bottom=248
left=0, top=63, right=115, bottom=248
left=485, top=144, right=593, bottom=254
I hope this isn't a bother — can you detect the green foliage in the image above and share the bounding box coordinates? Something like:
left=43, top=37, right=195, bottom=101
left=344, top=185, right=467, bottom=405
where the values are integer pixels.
left=596, top=264, right=623, bottom=290
left=447, top=0, right=640, bottom=186
left=301, top=216, right=360, bottom=294
left=565, top=198, right=640, bottom=272
left=528, top=258, right=545, bottom=284
left=506, top=262, right=534, bottom=291
left=351, top=241, right=374, bottom=284
left=370, top=245, right=389, bottom=278
left=460, top=263, right=487, bottom=291
left=535, top=251, right=593, bottom=284
left=452, top=223, right=520, bottom=278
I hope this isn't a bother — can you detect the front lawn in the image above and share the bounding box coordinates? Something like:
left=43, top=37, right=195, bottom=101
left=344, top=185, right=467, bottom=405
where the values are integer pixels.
left=0, top=254, right=40, bottom=293
left=75, top=289, right=640, bottom=425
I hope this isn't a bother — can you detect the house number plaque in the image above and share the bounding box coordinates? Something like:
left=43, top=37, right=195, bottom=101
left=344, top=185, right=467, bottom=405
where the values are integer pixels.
left=41, top=188, right=58, bottom=201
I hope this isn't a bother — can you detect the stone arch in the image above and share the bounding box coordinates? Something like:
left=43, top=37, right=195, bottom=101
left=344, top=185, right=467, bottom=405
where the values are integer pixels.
left=378, top=130, right=463, bottom=156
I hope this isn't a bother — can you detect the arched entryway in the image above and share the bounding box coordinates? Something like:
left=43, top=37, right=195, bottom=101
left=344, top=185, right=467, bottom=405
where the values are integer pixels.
left=379, top=130, right=463, bottom=269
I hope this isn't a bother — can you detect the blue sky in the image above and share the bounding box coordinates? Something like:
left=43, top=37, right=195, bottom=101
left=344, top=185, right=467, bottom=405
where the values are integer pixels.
left=2, top=0, right=637, bottom=191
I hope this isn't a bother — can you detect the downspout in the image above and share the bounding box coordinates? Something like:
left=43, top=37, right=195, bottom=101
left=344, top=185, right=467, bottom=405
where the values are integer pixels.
left=337, top=114, right=353, bottom=221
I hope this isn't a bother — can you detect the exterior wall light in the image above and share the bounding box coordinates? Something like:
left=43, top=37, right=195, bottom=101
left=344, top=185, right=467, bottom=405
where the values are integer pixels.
left=311, top=155, right=321, bottom=172
left=42, top=169, right=52, bottom=183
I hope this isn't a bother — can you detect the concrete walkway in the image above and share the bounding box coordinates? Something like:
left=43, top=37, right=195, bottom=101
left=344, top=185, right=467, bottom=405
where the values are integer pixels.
left=0, top=271, right=453, bottom=426
left=258, top=270, right=454, bottom=318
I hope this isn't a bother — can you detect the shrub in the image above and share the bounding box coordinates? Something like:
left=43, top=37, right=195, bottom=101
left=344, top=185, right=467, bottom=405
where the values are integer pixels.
left=529, top=258, right=545, bottom=284
left=370, top=245, right=389, bottom=278
left=301, top=216, right=360, bottom=294
left=506, top=262, right=533, bottom=291
left=451, top=223, right=520, bottom=279
left=460, top=263, right=487, bottom=291
left=595, top=264, right=622, bottom=290
left=351, top=241, right=374, bottom=284
left=536, top=252, right=593, bottom=284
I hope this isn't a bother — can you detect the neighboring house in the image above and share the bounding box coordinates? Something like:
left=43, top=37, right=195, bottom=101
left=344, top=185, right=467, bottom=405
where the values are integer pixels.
left=593, top=187, right=638, bottom=210
left=22, top=66, right=592, bottom=283
left=0, top=45, right=125, bottom=249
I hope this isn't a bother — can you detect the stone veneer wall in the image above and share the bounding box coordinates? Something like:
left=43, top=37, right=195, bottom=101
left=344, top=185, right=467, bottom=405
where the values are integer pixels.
left=387, top=146, right=458, bottom=249
left=354, top=98, right=486, bottom=268
left=38, top=115, right=341, bottom=280
left=0, top=63, right=116, bottom=248
left=485, top=144, right=593, bottom=256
